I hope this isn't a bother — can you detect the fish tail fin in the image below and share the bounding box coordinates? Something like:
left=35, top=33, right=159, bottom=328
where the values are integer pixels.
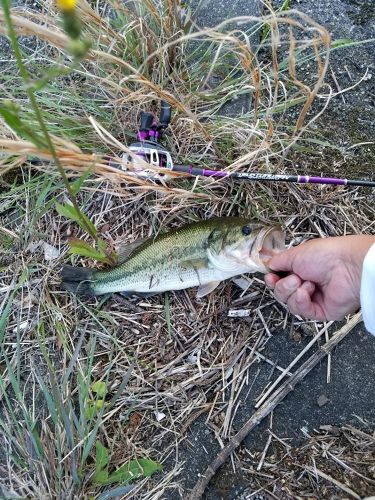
left=60, top=265, right=97, bottom=296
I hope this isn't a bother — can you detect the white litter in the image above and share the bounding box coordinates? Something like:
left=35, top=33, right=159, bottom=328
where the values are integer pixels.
left=154, top=411, right=166, bottom=422
left=43, top=242, right=60, bottom=260
left=228, top=309, right=251, bottom=318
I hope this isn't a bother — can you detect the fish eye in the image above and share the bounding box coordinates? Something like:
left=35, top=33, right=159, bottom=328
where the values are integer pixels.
left=242, top=225, right=252, bottom=236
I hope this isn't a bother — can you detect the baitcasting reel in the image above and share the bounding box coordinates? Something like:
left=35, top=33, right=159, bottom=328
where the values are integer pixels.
left=118, top=101, right=174, bottom=180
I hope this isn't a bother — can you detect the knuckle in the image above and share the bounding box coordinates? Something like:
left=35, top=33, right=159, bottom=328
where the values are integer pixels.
left=274, top=286, right=286, bottom=303
left=295, top=290, right=305, bottom=304
left=287, top=294, right=303, bottom=317
left=274, top=280, right=296, bottom=302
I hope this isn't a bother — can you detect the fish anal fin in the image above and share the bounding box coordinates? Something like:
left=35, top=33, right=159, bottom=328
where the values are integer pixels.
left=196, top=280, right=221, bottom=298
left=115, top=237, right=150, bottom=264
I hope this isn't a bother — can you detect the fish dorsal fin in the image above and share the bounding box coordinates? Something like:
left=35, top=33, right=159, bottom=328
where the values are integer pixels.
left=115, top=237, right=150, bottom=264
left=196, top=280, right=221, bottom=298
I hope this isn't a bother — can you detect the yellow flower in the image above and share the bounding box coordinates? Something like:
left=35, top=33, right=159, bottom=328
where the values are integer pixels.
left=56, top=0, right=77, bottom=11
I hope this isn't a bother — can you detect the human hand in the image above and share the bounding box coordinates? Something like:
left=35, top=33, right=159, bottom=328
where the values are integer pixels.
left=264, top=235, right=375, bottom=321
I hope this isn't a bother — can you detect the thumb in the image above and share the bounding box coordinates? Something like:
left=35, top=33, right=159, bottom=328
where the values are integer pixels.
left=268, top=246, right=299, bottom=272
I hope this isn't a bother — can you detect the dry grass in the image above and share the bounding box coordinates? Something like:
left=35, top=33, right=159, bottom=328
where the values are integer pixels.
left=235, top=423, right=375, bottom=499
left=0, top=0, right=374, bottom=498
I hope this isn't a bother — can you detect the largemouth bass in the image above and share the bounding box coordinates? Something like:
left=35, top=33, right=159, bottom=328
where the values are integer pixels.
left=61, top=218, right=285, bottom=298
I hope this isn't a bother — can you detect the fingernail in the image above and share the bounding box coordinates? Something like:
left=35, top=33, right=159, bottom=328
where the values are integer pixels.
left=284, top=275, right=299, bottom=291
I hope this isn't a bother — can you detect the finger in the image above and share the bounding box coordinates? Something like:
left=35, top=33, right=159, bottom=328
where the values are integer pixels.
left=273, top=274, right=301, bottom=304
left=301, top=280, right=315, bottom=295
left=287, top=285, right=326, bottom=321
left=268, top=245, right=300, bottom=272
left=264, top=273, right=281, bottom=289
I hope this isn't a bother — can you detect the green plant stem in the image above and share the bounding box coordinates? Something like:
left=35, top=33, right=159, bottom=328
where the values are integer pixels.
left=1, top=0, right=98, bottom=242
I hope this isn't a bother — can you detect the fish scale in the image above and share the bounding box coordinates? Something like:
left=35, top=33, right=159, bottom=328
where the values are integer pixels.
left=93, top=221, right=220, bottom=294
left=61, top=218, right=285, bottom=297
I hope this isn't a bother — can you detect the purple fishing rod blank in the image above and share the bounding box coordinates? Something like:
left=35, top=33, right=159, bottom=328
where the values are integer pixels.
left=297, top=175, right=346, bottom=185
left=171, top=164, right=375, bottom=188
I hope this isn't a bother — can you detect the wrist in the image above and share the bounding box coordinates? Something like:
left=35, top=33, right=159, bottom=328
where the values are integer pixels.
left=346, top=235, right=375, bottom=300
left=360, top=242, right=375, bottom=334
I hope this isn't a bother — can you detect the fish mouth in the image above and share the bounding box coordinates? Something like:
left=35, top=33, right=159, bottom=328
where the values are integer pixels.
left=254, top=226, right=286, bottom=272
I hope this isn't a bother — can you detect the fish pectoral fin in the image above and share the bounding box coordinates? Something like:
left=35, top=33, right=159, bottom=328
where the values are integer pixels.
left=196, top=281, right=221, bottom=298
left=115, top=237, right=150, bottom=264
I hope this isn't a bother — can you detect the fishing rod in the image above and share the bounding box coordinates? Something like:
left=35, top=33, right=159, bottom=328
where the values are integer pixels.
left=171, top=164, right=375, bottom=188
left=117, top=101, right=375, bottom=188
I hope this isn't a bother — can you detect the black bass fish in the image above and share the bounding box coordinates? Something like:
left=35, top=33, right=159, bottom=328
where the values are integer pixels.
left=61, top=217, right=285, bottom=298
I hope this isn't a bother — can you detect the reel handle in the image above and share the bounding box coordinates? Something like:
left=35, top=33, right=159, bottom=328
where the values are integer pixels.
left=159, top=101, right=172, bottom=128
left=140, top=112, right=154, bottom=131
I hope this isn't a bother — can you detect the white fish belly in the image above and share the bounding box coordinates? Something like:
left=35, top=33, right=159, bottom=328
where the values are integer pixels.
left=95, top=266, right=238, bottom=295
